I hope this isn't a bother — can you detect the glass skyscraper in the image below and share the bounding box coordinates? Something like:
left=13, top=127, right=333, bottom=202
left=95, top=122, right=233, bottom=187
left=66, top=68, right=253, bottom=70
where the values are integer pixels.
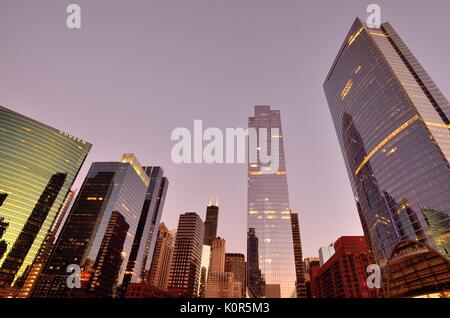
left=122, top=166, right=169, bottom=291
left=324, top=18, right=450, bottom=267
left=33, top=154, right=149, bottom=297
left=247, top=105, right=298, bottom=298
left=0, top=105, right=91, bottom=287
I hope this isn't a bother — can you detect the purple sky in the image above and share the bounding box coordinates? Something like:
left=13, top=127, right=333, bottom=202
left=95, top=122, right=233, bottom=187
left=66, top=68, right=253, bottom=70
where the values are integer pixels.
left=1, top=0, right=450, bottom=258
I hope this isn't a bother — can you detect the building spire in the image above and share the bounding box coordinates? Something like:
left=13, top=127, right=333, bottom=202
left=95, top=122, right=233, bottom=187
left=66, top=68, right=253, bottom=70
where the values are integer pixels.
left=215, top=193, right=219, bottom=207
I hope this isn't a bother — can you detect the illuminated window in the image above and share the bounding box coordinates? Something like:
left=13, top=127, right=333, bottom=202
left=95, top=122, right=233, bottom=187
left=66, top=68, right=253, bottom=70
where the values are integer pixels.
left=341, top=79, right=353, bottom=100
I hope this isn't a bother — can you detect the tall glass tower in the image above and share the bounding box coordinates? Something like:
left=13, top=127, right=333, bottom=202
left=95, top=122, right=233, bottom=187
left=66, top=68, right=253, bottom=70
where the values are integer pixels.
left=324, top=18, right=450, bottom=267
left=33, top=154, right=149, bottom=297
left=247, top=105, right=297, bottom=298
left=0, top=105, right=91, bottom=287
left=122, top=166, right=169, bottom=291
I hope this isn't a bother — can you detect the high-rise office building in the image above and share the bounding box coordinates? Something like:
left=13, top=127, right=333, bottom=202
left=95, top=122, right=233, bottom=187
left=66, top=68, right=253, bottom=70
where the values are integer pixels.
left=148, top=223, right=174, bottom=291
left=204, top=196, right=219, bottom=246
left=168, top=212, right=204, bottom=297
left=318, top=245, right=335, bottom=267
left=122, top=167, right=169, bottom=292
left=323, top=18, right=450, bottom=268
left=312, top=236, right=381, bottom=298
left=225, top=253, right=246, bottom=298
left=33, top=154, right=149, bottom=298
left=88, top=211, right=129, bottom=298
left=247, top=228, right=265, bottom=297
left=290, top=212, right=307, bottom=298
left=247, top=105, right=299, bottom=297
left=205, top=237, right=239, bottom=298
left=210, top=237, right=226, bottom=273
left=0, top=105, right=91, bottom=287
left=198, top=245, right=211, bottom=297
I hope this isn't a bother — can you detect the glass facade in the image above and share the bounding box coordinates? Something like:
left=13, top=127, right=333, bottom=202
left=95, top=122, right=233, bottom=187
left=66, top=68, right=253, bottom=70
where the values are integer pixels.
left=83, top=155, right=149, bottom=285
left=122, top=166, right=169, bottom=291
left=324, top=18, right=450, bottom=267
left=0, top=105, right=91, bottom=286
left=247, top=105, right=298, bottom=298
left=33, top=154, right=148, bottom=297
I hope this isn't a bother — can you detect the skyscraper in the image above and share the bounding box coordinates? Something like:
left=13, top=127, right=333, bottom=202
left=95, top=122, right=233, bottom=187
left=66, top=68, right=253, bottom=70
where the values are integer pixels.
left=198, top=245, right=211, bottom=298
left=122, top=166, right=169, bottom=292
left=33, top=154, right=149, bottom=298
left=323, top=18, right=450, bottom=268
left=247, top=105, right=299, bottom=298
left=225, top=253, right=246, bottom=298
left=204, top=196, right=219, bottom=246
left=168, top=212, right=204, bottom=297
left=290, top=212, right=307, bottom=298
left=247, top=228, right=265, bottom=297
left=312, top=236, right=381, bottom=298
left=0, top=105, right=91, bottom=287
left=210, top=237, right=226, bottom=273
left=148, top=223, right=174, bottom=291
left=88, top=211, right=129, bottom=298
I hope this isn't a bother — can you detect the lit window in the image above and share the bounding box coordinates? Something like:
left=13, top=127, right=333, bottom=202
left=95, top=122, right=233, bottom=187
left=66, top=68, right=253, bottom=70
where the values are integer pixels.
left=341, top=79, right=353, bottom=100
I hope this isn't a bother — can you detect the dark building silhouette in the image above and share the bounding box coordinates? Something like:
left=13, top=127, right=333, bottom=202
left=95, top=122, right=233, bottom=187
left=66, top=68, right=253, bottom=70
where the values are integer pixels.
left=17, top=190, right=76, bottom=298
left=247, top=228, right=265, bottom=297
left=168, top=212, right=204, bottom=297
left=88, top=211, right=129, bottom=298
left=203, top=196, right=219, bottom=246
left=0, top=194, right=8, bottom=260
left=0, top=193, right=7, bottom=207
left=33, top=171, right=116, bottom=298
left=0, top=216, right=8, bottom=260
left=290, top=212, right=306, bottom=298
left=0, top=173, right=66, bottom=286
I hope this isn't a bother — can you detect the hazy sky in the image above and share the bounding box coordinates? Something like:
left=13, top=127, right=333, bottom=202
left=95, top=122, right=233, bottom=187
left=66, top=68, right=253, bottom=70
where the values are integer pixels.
left=1, top=0, right=450, bottom=258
